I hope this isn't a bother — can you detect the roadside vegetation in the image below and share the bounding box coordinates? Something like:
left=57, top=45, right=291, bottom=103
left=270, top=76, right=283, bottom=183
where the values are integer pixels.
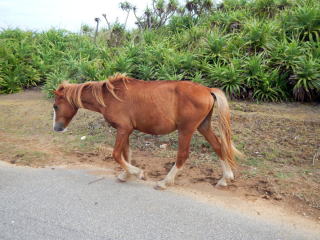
left=0, top=0, right=319, bottom=101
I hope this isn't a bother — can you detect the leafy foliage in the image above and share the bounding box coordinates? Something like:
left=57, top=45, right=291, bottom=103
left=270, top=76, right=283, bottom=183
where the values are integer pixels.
left=280, top=1, right=320, bottom=42
left=205, top=61, right=245, bottom=98
left=1, top=0, right=319, bottom=102
left=292, top=57, right=320, bottom=101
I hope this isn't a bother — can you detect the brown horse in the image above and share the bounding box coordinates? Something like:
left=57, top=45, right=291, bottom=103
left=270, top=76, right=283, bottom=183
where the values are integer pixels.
left=53, top=74, right=241, bottom=189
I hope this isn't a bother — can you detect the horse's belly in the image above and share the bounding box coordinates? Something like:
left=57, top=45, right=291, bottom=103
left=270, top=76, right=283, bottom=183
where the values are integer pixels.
left=134, top=118, right=176, bottom=135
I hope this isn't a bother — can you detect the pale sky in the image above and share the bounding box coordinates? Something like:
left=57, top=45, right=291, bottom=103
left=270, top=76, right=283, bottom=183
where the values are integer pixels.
left=0, top=0, right=152, bottom=32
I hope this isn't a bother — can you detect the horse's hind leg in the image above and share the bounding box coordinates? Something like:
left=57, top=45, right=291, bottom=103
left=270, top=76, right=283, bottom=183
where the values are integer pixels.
left=113, top=129, right=145, bottom=181
left=198, top=116, right=234, bottom=187
left=155, top=130, right=193, bottom=190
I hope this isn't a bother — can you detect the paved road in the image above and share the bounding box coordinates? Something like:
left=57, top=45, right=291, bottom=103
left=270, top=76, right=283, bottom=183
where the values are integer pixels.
left=0, top=162, right=318, bottom=240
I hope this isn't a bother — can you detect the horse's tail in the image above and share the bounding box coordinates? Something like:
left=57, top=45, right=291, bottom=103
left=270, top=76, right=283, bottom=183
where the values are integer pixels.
left=210, top=88, right=243, bottom=169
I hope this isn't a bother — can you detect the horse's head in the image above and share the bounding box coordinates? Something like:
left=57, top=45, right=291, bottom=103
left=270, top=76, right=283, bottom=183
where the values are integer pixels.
left=52, top=87, right=78, bottom=132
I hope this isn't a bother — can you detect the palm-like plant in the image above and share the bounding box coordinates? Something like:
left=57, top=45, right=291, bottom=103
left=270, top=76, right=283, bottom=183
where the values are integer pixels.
left=292, top=56, right=320, bottom=101
left=270, top=38, right=303, bottom=70
left=81, top=24, right=94, bottom=35
left=109, top=54, right=134, bottom=75
left=281, top=2, right=320, bottom=42
left=0, top=73, right=21, bottom=94
left=185, top=0, right=214, bottom=17
left=205, top=61, right=245, bottom=98
left=137, top=65, right=157, bottom=80
left=308, top=41, right=320, bottom=59
left=249, top=0, right=278, bottom=18
left=242, top=19, right=277, bottom=52
left=168, top=15, right=195, bottom=33
left=252, top=69, right=287, bottom=102
left=120, top=1, right=134, bottom=29
left=184, top=26, right=207, bottom=50
left=205, top=31, right=228, bottom=57
left=94, top=17, right=100, bottom=44
left=42, top=71, right=69, bottom=97
left=190, top=71, right=204, bottom=83
left=221, top=0, right=248, bottom=10
left=102, top=13, right=111, bottom=30
left=157, top=63, right=184, bottom=80
left=243, top=53, right=266, bottom=89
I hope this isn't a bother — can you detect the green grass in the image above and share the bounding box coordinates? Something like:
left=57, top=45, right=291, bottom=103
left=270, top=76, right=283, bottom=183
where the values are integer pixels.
left=275, top=171, right=293, bottom=179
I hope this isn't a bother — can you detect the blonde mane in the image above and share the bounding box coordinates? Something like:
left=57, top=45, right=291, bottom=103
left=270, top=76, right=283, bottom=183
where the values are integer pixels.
left=56, top=73, right=131, bottom=108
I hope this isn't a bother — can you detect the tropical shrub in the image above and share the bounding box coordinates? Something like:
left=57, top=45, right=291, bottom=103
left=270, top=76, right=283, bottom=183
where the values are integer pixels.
left=292, top=56, right=320, bottom=101
left=0, top=0, right=319, bottom=102
left=280, top=1, right=320, bottom=42
left=205, top=60, right=245, bottom=98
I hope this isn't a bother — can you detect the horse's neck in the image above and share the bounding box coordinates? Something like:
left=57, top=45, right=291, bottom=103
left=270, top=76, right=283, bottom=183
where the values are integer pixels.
left=80, top=87, right=101, bottom=113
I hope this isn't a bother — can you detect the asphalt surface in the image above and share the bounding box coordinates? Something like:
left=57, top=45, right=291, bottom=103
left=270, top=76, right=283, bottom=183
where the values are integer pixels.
left=0, top=161, right=318, bottom=240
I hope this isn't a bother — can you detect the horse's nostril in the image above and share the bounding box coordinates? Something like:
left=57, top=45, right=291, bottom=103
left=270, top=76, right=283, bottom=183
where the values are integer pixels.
left=54, top=126, right=64, bottom=132
left=54, top=122, right=64, bottom=132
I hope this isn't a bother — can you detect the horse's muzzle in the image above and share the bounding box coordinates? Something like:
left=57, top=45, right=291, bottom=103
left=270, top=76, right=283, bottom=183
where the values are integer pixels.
left=54, top=122, right=65, bottom=132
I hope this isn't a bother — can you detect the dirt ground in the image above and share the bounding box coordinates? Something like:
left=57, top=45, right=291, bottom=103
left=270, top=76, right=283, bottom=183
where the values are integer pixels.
left=0, top=89, right=319, bottom=224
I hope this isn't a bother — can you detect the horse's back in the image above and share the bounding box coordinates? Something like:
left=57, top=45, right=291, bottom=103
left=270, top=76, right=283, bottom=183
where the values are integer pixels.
left=124, top=80, right=213, bottom=134
left=128, top=80, right=212, bottom=112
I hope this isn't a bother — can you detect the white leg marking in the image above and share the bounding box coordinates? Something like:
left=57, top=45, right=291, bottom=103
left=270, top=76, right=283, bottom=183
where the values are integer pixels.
left=124, top=160, right=145, bottom=180
left=117, top=170, right=130, bottom=182
left=127, top=148, right=132, bottom=164
left=220, top=159, right=234, bottom=180
left=156, top=164, right=180, bottom=190
left=165, top=164, right=179, bottom=185
left=216, top=178, right=228, bottom=187
left=216, top=159, right=234, bottom=187
left=117, top=151, right=132, bottom=182
left=52, top=108, right=56, bottom=130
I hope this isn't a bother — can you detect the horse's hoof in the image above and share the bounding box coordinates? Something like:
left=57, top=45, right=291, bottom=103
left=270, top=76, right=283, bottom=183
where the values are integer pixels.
left=138, top=170, right=146, bottom=181
left=117, top=171, right=129, bottom=182
left=154, top=180, right=167, bottom=190
left=216, top=178, right=228, bottom=188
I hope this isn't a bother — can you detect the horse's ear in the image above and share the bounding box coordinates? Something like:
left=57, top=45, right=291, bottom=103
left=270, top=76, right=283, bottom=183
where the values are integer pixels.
left=54, top=85, right=65, bottom=97
left=54, top=89, right=63, bottom=97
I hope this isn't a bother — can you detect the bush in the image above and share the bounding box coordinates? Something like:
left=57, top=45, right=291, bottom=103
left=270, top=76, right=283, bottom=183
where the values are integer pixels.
left=292, top=56, right=320, bottom=101
left=0, top=29, right=41, bottom=93
left=0, top=0, right=319, bottom=102
left=205, top=60, right=245, bottom=98
left=168, top=15, right=196, bottom=32
left=280, top=1, right=320, bottom=42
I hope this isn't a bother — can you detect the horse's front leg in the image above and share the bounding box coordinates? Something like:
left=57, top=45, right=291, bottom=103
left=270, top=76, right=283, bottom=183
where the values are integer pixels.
left=117, top=138, right=133, bottom=182
left=113, top=129, right=145, bottom=181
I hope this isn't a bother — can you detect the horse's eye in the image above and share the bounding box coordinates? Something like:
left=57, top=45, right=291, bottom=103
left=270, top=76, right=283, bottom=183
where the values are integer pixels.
left=53, top=105, right=58, bottom=111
